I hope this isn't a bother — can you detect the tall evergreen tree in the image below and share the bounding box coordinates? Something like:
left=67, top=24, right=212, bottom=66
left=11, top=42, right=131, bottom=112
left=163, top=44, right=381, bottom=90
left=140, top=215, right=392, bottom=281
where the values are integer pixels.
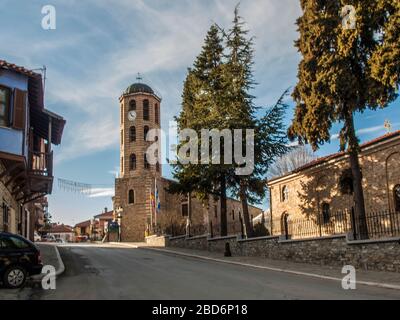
left=289, top=0, right=399, bottom=239
left=173, top=8, right=290, bottom=238
left=171, top=24, right=229, bottom=235
left=222, top=6, right=290, bottom=238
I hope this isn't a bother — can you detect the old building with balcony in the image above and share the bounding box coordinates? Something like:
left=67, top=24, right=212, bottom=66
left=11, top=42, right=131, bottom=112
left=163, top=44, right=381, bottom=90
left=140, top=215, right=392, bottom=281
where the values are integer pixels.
left=0, top=60, right=65, bottom=240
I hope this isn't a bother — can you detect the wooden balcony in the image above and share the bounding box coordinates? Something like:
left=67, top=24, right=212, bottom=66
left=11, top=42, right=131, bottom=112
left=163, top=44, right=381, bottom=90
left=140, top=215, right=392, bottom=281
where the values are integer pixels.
left=29, top=150, right=53, bottom=177
left=28, top=150, right=54, bottom=194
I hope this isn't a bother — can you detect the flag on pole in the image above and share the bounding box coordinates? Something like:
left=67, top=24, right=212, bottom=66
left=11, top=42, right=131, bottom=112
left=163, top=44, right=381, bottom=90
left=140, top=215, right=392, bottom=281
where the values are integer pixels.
left=155, top=178, right=161, bottom=213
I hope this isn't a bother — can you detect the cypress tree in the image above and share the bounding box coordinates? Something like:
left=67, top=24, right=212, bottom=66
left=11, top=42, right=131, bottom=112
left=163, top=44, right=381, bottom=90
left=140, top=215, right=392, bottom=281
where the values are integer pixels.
left=289, top=0, right=399, bottom=239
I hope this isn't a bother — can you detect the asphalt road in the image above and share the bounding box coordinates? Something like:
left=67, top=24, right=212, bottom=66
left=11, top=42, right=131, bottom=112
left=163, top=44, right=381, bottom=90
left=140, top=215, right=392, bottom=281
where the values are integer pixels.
left=30, top=244, right=400, bottom=300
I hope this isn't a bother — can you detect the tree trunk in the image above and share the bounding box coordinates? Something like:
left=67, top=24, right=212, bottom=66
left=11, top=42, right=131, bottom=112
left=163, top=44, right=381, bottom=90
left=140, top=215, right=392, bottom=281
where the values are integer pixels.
left=345, top=112, right=369, bottom=239
left=220, top=174, right=228, bottom=237
left=186, top=192, right=192, bottom=237
left=239, top=181, right=254, bottom=238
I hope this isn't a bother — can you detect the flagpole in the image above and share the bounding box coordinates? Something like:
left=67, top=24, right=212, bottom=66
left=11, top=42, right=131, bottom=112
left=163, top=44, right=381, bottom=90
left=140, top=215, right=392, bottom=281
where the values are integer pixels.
left=154, top=177, right=157, bottom=228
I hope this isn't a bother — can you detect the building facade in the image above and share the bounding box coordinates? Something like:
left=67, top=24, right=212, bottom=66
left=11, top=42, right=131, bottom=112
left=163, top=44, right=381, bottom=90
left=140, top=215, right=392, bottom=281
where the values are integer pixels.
left=46, top=224, right=74, bottom=242
left=113, top=82, right=263, bottom=242
left=0, top=60, right=65, bottom=240
left=267, top=131, right=400, bottom=238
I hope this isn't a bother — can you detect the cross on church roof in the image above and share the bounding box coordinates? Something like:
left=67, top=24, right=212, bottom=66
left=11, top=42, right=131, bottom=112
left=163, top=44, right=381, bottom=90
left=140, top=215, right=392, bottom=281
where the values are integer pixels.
left=136, top=73, right=143, bottom=82
left=384, top=119, right=392, bottom=133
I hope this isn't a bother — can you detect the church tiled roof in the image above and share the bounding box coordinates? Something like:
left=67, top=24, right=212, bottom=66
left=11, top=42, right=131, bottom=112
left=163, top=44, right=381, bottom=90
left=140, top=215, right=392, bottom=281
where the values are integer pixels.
left=268, top=130, right=400, bottom=183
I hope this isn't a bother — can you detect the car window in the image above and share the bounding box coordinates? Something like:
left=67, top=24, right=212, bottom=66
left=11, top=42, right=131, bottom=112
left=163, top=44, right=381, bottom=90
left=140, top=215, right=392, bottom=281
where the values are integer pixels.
left=6, top=236, right=31, bottom=249
left=0, top=237, right=18, bottom=249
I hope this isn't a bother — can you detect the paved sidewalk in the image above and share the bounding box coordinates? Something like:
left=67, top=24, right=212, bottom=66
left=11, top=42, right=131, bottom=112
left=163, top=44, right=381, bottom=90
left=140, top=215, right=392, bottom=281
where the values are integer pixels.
left=0, top=243, right=64, bottom=300
left=110, top=242, right=400, bottom=290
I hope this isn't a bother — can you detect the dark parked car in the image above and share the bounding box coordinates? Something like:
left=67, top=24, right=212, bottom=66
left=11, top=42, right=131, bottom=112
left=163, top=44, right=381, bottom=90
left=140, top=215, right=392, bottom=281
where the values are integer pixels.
left=0, top=232, right=43, bottom=288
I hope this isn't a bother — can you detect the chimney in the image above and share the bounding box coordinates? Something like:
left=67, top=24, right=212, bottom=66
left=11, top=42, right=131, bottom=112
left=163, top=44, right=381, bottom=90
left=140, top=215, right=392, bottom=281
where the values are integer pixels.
left=104, top=207, right=108, bottom=213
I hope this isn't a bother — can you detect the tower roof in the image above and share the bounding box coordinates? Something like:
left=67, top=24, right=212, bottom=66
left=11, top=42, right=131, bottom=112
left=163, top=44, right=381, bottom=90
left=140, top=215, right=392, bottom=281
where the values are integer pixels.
left=124, top=83, right=154, bottom=95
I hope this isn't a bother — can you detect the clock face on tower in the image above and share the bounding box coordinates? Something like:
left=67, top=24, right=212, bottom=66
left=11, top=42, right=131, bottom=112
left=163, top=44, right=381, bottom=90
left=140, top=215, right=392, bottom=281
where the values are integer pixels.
left=128, top=110, right=137, bottom=121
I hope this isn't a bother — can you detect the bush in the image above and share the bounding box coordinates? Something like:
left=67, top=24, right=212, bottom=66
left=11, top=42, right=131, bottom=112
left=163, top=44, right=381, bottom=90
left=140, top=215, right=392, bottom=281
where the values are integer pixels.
left=253, top=222, right=270, bottom=237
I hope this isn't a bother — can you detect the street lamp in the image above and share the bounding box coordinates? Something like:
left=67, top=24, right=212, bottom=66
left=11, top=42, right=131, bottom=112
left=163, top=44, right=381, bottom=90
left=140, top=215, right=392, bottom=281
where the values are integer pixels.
left=116, top=207, right=123, bottom=242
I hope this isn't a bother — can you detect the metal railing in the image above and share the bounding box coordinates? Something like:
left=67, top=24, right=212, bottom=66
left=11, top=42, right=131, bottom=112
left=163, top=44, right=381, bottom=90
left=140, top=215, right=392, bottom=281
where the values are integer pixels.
left=353, top=210, right=400, bottom=240
left=274, top=210, right=400, bottom=241
left=273, top=210, right=351, bottom=240
left=163, top=210, right=400, bottom=241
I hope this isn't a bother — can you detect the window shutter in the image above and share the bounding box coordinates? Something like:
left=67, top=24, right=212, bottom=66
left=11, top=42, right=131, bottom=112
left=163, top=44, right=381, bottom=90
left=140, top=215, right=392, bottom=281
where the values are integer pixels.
left=12, top=89, right=27, bottom=130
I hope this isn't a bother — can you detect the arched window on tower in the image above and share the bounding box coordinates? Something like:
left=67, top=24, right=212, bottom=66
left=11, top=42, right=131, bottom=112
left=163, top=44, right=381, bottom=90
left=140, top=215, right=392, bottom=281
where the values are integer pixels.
left=129, top=126, right=136, bottom=142
left=155, top=103, right=159, bottom=124
left=128, top=189, right=135, bottom=204
left=155, top=150, right=160, bottom=172
left=144, top=126, right=149, bottom=141
left=144, top=154, right=150, bottom=169
left=129, top=99, right=136, bottom=111
left=394, top=185, right=400, bottom=212
left=130, top=154, right=136, bottom=171
left=143, top=99, right=149, bottom=121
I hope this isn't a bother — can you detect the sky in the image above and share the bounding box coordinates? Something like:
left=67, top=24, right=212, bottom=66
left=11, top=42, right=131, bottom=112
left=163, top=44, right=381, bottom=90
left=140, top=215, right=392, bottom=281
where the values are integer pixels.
left=1, top=0, right=399, bottom=226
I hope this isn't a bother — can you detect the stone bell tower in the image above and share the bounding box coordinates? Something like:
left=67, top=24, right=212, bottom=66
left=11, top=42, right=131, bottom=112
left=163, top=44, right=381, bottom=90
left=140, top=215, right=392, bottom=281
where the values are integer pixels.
left=113, top=79, right=162, bottom=242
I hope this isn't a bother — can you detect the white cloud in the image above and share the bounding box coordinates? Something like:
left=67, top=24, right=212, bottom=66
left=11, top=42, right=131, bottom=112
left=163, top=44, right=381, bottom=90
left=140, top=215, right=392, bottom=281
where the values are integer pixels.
left=3, top=0, right=302, bottom=163
left=87, top=188, right=115, bottom=198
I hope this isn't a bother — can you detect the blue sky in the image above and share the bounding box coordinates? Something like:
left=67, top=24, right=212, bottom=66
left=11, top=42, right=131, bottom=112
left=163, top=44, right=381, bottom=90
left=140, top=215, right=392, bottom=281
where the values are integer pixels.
left=1, top=0, right=399, bottom=225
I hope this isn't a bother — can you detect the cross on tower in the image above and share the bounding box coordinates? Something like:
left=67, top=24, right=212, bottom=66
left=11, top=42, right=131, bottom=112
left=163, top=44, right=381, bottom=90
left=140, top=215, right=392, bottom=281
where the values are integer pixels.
left=136, top=73, right=143, bottom=82
left=384, top=119, right=392, bottom=133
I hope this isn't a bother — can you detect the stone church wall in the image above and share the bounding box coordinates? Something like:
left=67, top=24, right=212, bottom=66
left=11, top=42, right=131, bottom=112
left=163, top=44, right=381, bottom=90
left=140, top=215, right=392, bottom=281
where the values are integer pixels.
left=268, top=135, right=400, bottom=236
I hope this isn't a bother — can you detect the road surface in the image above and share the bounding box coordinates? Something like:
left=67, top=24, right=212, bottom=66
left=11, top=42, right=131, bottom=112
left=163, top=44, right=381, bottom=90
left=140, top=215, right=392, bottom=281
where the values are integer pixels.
left=30, top=244, right=400, bottom=300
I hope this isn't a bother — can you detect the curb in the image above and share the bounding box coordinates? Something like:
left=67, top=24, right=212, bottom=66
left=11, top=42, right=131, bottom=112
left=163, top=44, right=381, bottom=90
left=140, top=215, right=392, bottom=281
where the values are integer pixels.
left=110, top=243, right=400, bottom=291
left=54, top=245, right=65, bottom=277
left=31, top=244, right=65, bottom=282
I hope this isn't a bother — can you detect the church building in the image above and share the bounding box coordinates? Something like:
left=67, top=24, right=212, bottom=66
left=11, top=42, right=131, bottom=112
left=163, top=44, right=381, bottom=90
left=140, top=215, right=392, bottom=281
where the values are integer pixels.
left=113, top=81, right=263, bottom=242
left=268, top=130, right=400, bottom=239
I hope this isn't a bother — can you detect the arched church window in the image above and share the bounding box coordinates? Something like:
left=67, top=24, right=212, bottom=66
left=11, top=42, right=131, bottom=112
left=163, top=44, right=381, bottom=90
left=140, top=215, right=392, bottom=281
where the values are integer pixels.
left=155, top=103, right=159, bottom=124
left=130, top=126, right=136, bottom=142
left=130, top=154, right=136, bottom=171
left=340, top=177, right=354, bottom=195
left=128, top=189, right=135, bottom=204
left=339, top=169, right=355, bottom=195
left=143, top=99, right=149, bottom=121
left=394, top=185, right=400, bottom=212
left=282, top=186, right=289, bottom=202
left=144, top=154, right=150, bottom=169
left=144, top=126, right=149, bottom=141
left=322, top=203, right=331, bottom=224
left=129, top=99, right=136, bottom=111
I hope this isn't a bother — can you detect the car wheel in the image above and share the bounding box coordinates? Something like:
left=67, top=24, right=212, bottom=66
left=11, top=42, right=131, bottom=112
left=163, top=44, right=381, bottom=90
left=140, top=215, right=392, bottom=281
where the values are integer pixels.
left=3, top=266, right=27, bottom=289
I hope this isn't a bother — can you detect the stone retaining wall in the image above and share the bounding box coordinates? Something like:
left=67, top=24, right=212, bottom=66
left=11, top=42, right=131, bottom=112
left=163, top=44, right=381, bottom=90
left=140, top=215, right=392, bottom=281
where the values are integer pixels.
left=145, top=235, right=169, bottom=247
left=166, top=234, right=400, bottom=273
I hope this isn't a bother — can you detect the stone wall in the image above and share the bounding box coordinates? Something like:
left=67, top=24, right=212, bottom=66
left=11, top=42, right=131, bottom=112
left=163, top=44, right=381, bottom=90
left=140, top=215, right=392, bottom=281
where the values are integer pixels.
left=167, top=233, right=400, bottom=273
left=145, top=235, right=169, bottom=247
left=0, top=162, right=20, bottom=234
